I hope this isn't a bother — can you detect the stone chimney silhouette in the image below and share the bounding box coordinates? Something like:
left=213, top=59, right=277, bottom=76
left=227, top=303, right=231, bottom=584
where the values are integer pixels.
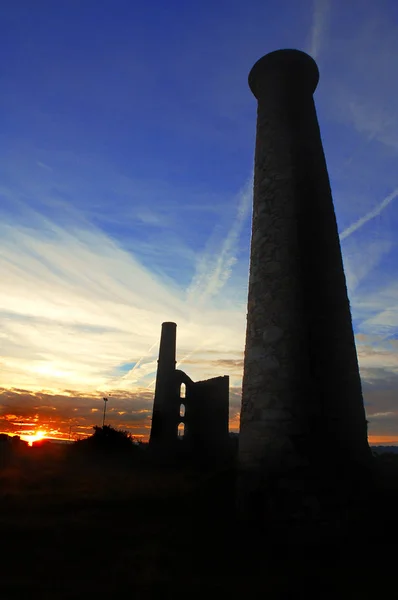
left=238, top=49, right=370, bottom=514
left=149, top=321, right=177, bottom=447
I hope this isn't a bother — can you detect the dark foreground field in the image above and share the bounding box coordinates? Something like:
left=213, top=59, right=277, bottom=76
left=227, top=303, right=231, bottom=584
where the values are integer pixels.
left=0, top=442, right=397, bottom=599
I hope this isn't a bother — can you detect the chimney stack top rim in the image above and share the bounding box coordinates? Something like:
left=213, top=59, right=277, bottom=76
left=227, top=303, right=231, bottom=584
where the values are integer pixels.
left=248, top=48, right=319, bottom=99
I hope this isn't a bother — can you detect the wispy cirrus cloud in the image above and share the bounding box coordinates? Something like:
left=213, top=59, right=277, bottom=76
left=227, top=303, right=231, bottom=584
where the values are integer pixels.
left=0, top=176, right=248, bottom=401
left=1, top=0, right=398, bottom=445
left=319, top=3, right=398, bottom=152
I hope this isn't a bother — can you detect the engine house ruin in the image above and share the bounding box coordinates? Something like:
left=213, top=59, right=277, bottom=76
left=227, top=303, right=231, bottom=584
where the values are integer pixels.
left=149, top=322, right=230, bottom=459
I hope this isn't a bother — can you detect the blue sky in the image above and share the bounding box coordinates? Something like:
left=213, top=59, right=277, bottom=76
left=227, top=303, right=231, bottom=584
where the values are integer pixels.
left=0, top=0, right=397, bottom=441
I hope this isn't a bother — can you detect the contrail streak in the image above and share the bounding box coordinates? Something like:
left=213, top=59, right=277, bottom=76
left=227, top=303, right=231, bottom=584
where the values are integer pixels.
left=176, top=340, right=208, bottom=369
left=119, top=340, right=158, bottom=382
left=147, top=378, right=156, bottom=390
left=146, top=339, right=213, bottom=389
left=309, top=0, right=330, bottom=59
left=187, top=176, right=252, bottom=307
left=147, top=177, right=252, bottom=388
left=340, top=187, right=398, bottom=241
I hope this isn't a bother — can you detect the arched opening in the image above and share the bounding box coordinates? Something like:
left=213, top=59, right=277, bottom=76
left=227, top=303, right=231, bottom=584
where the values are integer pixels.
left=178, top=422, right=185, bottom=439
left=180, top=404, right=185, bottom=418
left=180, top=383, right=186, bottom=399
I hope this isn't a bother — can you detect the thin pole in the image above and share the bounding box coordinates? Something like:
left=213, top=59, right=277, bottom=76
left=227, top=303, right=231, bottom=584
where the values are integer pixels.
left=102, top=397, right=108, bottom=428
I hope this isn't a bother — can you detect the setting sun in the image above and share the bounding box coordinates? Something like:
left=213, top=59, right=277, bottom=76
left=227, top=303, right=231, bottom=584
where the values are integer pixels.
left=21, top=430, right=47, bottom=446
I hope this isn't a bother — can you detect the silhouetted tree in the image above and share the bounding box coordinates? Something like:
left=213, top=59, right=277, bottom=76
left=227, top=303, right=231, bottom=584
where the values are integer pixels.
left=91, top=425, right=135, bottom=449
left=72, top=425, right=139, bottom=459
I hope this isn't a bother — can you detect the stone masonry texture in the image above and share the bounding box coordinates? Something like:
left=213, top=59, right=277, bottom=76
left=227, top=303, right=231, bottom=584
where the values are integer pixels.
left=237, top=49, right=370, bottom=516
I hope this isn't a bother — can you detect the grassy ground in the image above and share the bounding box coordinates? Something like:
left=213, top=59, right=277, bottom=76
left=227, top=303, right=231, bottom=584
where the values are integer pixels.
left=0, top=444, right=397, bottom=598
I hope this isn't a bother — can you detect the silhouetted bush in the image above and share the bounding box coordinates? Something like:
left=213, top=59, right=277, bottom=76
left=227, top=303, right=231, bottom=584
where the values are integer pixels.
left=0, top=434, right=27, bottom=447
left=0, top=434, right=29, bottom=469
left=71, top=425, right=141, bottom=461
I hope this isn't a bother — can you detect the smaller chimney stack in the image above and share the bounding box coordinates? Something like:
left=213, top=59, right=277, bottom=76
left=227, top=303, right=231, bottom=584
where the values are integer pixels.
left=149, top=322, right=177, bottom=447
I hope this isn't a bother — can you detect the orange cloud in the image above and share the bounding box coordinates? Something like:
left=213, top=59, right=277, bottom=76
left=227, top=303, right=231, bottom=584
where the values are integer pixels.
left=369, top=435, right=398, bottom=445
left=0, top=385, right=244, bottom=441
left=2, top=384, right=396, bottom=445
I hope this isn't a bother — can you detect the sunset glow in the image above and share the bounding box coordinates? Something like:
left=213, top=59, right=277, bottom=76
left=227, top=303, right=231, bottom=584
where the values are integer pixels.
left=0, top=1, right=397, bottom=445
left=369, top=436, right=398, bottom=446
left=21, top=431, right=47, bottom=447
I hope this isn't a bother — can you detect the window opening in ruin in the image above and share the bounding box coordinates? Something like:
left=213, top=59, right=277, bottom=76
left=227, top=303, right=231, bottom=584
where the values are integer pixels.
left=180, top=383, right=186, bottom=398
left=178, top=422, right=185, bottom=439
left=180, top=404, right=185, bottom=418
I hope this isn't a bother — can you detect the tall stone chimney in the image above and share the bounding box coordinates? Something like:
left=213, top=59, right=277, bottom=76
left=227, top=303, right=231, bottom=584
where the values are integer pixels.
left=149, top=321, right=177, bottom=447
left=238, top=49, right=370, bottom=516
